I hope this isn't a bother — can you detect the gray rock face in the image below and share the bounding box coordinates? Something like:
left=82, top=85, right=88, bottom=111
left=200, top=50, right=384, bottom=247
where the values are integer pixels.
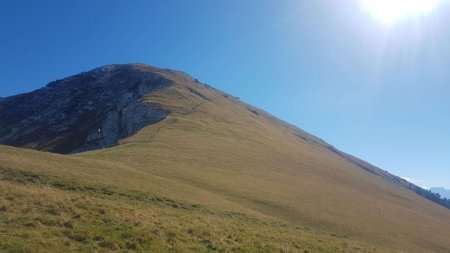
left=0, top=64, right=172, bottom=154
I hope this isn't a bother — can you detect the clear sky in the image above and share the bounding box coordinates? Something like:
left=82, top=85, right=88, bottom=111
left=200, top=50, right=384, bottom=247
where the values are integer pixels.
left=1, top=0, right=449, bottom=189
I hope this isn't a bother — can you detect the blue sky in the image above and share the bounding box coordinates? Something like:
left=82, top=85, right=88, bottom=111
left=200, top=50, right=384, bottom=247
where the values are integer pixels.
left=1, top=0, right=449, bottom=188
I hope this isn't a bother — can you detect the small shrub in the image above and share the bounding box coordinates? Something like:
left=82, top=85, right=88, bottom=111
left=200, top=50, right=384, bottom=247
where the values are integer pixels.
left=63, top=221, right=73, bottom=228
left=126, top=241, right=139, bottom=250
left=24, top=222, right=37, bottom=228
left=93, top=235, right=104, bottom=241
left=63, top=230, right=89, bottom=242
left=99, top=240, right=120, bottom=250
left=120, top=231, right=134, bottom=239
left=46, top=207, right=60, bottom=216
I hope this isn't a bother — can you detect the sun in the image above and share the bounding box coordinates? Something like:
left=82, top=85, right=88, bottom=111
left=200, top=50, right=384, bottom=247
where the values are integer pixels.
left=361, top=0, right=441, bottom=25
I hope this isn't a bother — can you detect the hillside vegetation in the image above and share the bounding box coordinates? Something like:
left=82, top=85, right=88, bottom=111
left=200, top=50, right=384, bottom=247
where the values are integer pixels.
left=1, top=64, right=450, bottom=252
left=0, top=162, right=384, bottom=253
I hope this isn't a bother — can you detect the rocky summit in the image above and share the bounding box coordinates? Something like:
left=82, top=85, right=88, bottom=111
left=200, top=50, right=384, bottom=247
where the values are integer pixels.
left=0, top=64, right=172, bottom=154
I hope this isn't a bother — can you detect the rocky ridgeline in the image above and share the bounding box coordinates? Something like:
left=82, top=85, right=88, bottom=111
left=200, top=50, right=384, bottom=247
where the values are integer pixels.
left=0, top=64, right=172, bottom=153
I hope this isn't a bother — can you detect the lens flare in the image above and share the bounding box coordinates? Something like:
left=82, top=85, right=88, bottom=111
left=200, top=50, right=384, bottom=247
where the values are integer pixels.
left=361, top=0, right=441, bottom=25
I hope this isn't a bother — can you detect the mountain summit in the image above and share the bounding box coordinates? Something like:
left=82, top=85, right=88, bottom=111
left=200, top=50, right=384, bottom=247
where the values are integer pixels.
left=1, top=64, right=450, bottom=252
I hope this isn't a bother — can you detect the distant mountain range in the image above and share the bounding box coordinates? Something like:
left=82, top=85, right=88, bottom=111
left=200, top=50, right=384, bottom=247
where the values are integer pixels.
left=431, top=187, right=450, bottom=199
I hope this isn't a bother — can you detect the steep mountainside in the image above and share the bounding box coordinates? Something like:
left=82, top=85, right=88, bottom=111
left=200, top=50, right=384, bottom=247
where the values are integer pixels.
left=1, top=64, right=450, bottom=253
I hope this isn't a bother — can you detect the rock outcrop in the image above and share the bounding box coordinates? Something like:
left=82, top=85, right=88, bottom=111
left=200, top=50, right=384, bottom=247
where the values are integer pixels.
left=0, top=64, right=171, bottom=153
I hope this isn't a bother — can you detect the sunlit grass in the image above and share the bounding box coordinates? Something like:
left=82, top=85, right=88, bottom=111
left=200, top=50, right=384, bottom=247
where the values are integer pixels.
left=0, top=168, right=381, bottom=253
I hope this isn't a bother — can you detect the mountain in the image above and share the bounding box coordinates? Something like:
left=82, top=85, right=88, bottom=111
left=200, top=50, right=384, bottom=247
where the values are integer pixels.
left=1, top=64, right=450, bottom=252
left=431, top=187, right=450, bottom=199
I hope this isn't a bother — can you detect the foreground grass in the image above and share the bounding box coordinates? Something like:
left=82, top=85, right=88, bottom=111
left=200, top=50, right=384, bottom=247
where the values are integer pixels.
left=0, top=167, right=384, bottom=253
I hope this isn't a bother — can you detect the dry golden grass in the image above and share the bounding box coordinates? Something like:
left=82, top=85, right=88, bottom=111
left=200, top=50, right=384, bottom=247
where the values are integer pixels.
left=0, top=168, right=386, bottom=253
left=1, top=64, right=450, bottom=252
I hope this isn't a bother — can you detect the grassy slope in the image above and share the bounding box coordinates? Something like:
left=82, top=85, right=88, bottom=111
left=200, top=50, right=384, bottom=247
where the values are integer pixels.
left=1, top=65, right=450, bottom=252
left=0, top=164, right=384, bottom=253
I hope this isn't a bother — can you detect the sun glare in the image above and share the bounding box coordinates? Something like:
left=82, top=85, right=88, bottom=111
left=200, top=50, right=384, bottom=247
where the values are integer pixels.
left=361, top=0, right=441, bottom=25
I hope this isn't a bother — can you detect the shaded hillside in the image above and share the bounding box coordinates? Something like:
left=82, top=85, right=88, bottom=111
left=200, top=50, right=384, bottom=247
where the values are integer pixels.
left=431, top=187, right=450, bottom=199
left=1, top=64, right=450, bottom=252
